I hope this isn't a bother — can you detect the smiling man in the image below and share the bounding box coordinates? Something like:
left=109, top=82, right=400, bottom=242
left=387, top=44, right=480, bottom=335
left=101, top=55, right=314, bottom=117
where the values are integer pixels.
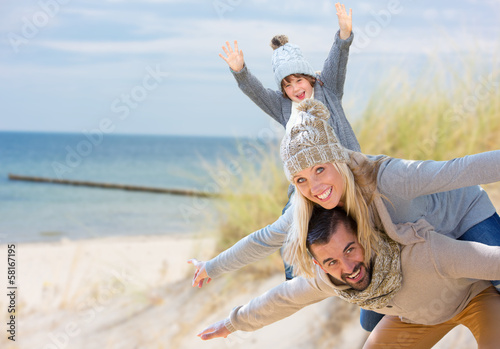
left=308, top=208, right=372, bottom=291
left=198, top=207, right=500, bottom=348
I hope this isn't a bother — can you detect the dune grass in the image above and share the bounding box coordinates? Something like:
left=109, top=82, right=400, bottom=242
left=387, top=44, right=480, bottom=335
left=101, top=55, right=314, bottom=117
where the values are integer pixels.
left=355, top=58, right=500, bottom=160
left=205, top=139, right=290, bottom=276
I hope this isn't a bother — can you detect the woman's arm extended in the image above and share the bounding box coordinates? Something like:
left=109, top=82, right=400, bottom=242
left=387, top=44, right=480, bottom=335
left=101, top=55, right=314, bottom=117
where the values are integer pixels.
left=377, top=150, right=500, bottom=199
left=189, top=208, right=293, bottom=287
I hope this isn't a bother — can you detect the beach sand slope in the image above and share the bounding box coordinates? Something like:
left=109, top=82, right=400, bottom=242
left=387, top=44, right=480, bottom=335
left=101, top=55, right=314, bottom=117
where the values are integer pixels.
left=0, top=222, right=490, bottom=349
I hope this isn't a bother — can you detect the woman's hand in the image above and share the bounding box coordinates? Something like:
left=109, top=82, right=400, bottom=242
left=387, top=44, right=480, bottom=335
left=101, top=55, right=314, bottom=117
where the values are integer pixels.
left=219, top=40, right=245, bottom=72
left=187, top=258, right=212, bottom=288
left=198, top=320, right=231, bottom=340
left=335, top=3, right=352, bottom=40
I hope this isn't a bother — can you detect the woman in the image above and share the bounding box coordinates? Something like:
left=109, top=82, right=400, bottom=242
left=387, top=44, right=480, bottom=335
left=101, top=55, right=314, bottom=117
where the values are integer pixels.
left=189, top=99, right=500, bottom=330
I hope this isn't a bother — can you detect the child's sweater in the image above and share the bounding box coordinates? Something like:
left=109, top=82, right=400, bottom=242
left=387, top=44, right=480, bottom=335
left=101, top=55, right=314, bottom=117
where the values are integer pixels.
left=231, top=31, right=360, bottom=152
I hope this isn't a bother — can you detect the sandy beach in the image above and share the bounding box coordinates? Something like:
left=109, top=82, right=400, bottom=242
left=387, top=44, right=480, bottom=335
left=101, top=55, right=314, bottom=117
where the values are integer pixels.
left=0, top=227, right=485, bottom=349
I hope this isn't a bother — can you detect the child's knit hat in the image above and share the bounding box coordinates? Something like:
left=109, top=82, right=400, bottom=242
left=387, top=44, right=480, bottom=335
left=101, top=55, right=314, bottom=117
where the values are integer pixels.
left=280, top=99, right=350, bottom=182
left=270, top=35, right=316, bottom=88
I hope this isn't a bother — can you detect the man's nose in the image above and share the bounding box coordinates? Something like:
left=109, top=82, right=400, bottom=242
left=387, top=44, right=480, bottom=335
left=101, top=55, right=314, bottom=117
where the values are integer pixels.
left=342, top=259, right=357, bottom=275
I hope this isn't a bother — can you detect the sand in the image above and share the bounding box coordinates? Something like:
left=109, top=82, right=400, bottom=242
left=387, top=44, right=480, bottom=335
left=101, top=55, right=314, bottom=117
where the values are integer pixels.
left=0, top=230, right=482, bottom=349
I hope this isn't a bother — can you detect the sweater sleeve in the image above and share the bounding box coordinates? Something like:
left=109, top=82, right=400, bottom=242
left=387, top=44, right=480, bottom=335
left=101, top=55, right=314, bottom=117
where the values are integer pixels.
left=377, top=150, right=500, bottom=199
left=205, top=208, right=293, bottom=279
left=231, top=65, right=288, bottom=126
left=226, top=275, right=333, bottom=332
left=319, top=30, right=353, bottom=100
left=425, top=229, right=500, bottom=280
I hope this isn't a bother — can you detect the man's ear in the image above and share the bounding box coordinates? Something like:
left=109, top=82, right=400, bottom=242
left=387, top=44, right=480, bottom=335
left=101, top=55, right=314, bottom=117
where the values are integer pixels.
left=312, top=258, right=328, bottom=273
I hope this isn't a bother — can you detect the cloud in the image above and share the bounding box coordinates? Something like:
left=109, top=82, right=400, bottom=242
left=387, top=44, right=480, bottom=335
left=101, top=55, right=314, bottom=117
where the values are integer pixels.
left=36, top=38, right=173, bottom=54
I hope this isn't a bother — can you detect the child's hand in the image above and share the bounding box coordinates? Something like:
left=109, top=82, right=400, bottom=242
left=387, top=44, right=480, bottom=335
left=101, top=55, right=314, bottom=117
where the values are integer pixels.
left=187, top=258, right=212, bottom=288
left=219, top=40, right=245, bottom=72
left=335, top=3, right=352, bottom=40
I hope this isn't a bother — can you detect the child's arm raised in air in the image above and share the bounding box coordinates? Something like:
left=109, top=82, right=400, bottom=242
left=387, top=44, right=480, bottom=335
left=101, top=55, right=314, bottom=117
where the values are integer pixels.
left=219, top=40, right=245, bottom=72
left=219, top=40, right=289, bottom=127
left=336, top=2, right=352, bottom=40
left=320, top=2, right=354, bottom=100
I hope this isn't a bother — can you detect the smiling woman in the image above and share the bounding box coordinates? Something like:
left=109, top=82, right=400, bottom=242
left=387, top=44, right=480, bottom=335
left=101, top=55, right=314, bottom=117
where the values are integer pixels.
left=280, top=100, right=386, bottom=278
left=293, top=162, right=346, bottom=209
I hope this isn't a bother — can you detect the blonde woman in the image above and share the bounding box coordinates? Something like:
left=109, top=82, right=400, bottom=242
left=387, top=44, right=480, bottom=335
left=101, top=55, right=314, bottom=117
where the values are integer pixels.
left=189, top=99, right=500, bottom=331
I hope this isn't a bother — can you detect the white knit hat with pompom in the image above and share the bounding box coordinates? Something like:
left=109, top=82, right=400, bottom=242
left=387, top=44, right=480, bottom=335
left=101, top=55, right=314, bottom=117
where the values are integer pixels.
left=270, top=35, right=316, bottom=88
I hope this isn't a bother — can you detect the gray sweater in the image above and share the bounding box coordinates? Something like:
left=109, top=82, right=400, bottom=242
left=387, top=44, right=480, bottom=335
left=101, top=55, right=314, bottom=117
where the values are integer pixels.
left=232, top=30, right=361, bottom=152
left=205, top=150, right=500, bottom=279
left=225, top=217, right=500, bottom=332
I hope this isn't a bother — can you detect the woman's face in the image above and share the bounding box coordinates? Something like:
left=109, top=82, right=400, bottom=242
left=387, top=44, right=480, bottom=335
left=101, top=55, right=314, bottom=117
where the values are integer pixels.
left=293, top=163, right=345, bottom=209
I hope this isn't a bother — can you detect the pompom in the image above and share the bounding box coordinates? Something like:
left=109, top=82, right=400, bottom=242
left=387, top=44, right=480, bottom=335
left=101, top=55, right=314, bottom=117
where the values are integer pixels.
left=270, top=35, right=289, bottom=50
left=296, top=99, right=330, bottom=120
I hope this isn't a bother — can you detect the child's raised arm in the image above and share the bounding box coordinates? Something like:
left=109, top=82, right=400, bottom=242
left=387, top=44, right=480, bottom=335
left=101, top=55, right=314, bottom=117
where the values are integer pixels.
left=219, top=40, right=245, bottom=72
left=335, top=2, right=352, bottom=40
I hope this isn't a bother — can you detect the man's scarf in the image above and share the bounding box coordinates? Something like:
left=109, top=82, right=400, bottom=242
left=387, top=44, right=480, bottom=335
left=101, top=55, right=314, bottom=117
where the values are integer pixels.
left=334, top=234, right=402, bottom=310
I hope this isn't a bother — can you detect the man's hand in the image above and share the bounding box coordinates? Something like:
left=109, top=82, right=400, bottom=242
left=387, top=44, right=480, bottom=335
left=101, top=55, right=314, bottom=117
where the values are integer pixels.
left=335, top=3, right=352, bottom=40
left=219, top=40, right=245, bottom=72
left=198, top=320, right=232, bottom=340
left=187, top=258, right=212, bottom=288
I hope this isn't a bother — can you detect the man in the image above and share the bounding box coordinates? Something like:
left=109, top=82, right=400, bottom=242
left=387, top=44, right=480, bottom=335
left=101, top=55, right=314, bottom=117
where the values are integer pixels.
left=198, top=207, right=500, bottom=348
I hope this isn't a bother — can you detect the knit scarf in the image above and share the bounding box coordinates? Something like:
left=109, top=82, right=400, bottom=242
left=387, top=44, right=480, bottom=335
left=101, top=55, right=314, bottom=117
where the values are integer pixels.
left=334, top=234, right=402, bottom=310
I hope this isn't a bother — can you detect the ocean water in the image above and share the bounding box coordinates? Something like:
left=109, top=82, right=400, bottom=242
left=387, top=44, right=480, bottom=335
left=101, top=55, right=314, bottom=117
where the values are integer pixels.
left=0, top=131, right=259, bottom=243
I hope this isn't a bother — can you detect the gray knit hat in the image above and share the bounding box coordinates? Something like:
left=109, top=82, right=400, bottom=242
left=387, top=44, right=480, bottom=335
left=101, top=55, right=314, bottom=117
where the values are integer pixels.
left=280, top=99, right=350, bottom=182
left=271, top=35, right=316, bottom=88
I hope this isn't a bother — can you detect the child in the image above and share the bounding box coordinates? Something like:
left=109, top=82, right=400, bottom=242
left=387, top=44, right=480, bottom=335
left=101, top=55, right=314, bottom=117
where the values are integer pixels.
left=219, top=3, right=360, bottom=153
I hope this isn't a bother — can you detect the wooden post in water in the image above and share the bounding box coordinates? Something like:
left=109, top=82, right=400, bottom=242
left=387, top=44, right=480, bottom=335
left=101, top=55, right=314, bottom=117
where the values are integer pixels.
left=8, top=174, right=219, bottom=198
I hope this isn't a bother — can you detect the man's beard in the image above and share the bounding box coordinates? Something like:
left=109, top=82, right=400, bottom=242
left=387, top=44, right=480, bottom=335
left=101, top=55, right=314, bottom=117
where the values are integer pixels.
left=333, top=263, right=372, bottom=291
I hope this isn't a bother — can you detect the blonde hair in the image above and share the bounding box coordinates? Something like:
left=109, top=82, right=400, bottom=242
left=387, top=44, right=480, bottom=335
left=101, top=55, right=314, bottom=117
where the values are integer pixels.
left=283, top=152, right=388, bottom=278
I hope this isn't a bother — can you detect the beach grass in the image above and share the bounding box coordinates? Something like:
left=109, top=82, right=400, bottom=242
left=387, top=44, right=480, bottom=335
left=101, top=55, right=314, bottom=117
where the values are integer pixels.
left=205, top=139, right=290, bottom=277
left=355, top=57, right=500, bottom=160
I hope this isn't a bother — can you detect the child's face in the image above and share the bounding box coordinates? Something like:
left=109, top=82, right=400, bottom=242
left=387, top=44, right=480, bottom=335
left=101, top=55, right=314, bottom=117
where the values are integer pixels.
left=283, top=75, right=314, bottom=103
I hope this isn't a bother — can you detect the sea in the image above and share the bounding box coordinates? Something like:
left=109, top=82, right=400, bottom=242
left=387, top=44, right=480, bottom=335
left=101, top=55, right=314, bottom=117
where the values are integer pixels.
left=0, top=131, right=270, bottom=244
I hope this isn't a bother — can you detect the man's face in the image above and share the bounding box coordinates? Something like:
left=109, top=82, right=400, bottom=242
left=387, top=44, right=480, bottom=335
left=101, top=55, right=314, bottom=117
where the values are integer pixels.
left=310, top=223, right=371, bottom=291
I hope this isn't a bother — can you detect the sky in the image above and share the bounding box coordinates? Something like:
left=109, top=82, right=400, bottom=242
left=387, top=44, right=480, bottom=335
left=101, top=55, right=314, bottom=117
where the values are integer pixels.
left=1, top=0, right=499, bottom=138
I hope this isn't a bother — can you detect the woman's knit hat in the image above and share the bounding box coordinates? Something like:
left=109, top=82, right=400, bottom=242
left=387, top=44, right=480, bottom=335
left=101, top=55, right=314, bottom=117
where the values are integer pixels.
left=280, top=99, right=350, bottom=182
left=270, top=35, right=316, bottom=88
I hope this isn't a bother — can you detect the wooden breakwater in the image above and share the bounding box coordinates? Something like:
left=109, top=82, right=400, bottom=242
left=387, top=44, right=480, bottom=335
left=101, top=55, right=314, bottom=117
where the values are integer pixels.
left=8, top=174, right=219, bottom=198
